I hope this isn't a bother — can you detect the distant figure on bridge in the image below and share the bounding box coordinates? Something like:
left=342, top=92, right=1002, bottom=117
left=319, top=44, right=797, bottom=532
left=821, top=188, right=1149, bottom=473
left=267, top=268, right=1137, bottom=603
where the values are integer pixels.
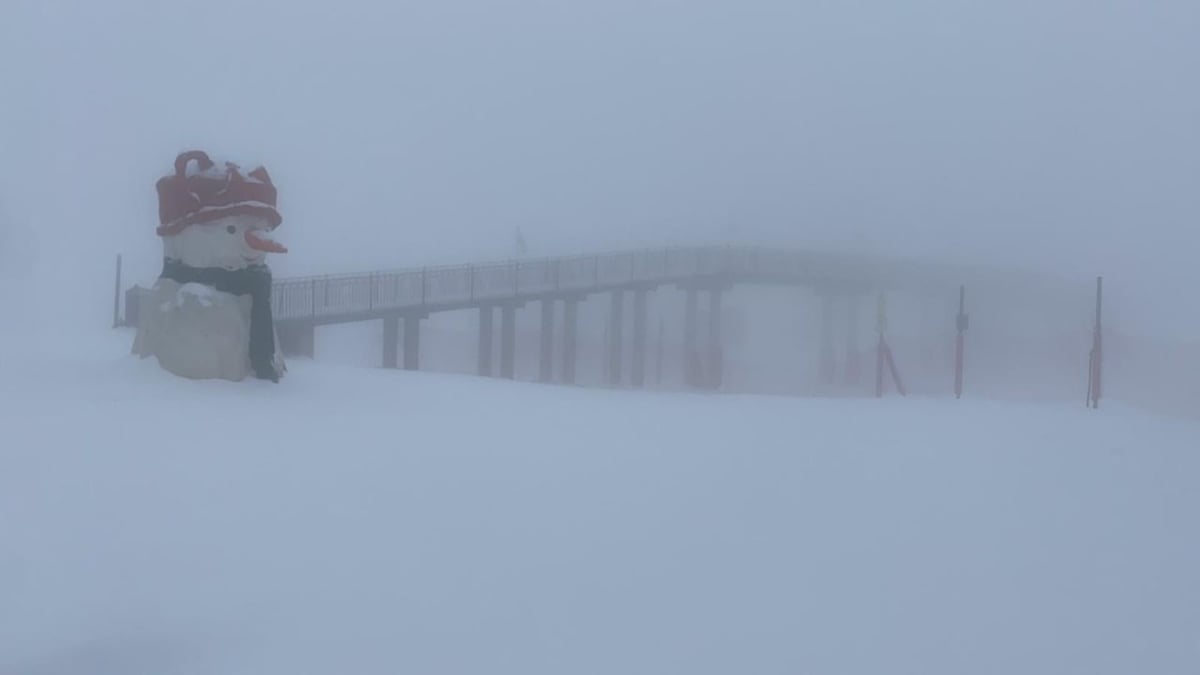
left=132, top=150, right=289, bottom=382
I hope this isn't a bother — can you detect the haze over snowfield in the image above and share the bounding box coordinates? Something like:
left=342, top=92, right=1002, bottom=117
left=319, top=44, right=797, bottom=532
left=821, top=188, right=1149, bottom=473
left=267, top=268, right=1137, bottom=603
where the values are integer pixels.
left=2, top=329, right=1199, bottom=674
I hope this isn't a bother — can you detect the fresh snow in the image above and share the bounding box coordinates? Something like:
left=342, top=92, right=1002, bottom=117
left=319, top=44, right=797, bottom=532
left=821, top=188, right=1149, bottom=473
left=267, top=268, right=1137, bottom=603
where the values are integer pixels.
left=177, top=283, right=217, bottom=307
left=181, top=157, right=266, bottom=183
left=2, top=328, right=1198, bottom=675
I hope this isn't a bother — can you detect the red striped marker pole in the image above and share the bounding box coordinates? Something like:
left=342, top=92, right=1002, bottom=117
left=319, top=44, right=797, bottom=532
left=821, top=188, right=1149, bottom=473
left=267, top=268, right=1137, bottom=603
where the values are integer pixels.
left=1087, top=277, right=1103, bottom=409
left=954, top=285, right=968, bottom=399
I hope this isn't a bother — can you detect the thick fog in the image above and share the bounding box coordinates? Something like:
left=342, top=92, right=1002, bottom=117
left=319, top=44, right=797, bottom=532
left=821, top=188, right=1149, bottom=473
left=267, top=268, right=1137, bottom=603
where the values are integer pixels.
left=1, top=0, right=1197, bottom=340
left=5, top=7, right=1200, bottom=672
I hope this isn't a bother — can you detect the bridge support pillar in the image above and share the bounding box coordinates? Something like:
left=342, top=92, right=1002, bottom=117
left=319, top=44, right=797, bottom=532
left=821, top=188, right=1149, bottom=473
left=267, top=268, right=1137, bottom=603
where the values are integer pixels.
left=500, top=304, right=517, bottom=380
left=562, top=298, right=579, bottom=384
left=684, top=287, right=699, bottom=387
left=478, top=305, right=494, bottom=376
left=708, top=289, right=723, bottom=390
left=278, top=322, right=315, bottom=359
left=631, top=289, right=648, bottom=388
left=539, top=299, right=554, bottom=383
left=608, top=290, right=624, bottom=386
left=382, top=316, right=399, bottom=369
left=820, top=292, right=836, bottom=385
left=403, top=314, right=421, bottom=371
left=845, top=294, right=861, bottom=384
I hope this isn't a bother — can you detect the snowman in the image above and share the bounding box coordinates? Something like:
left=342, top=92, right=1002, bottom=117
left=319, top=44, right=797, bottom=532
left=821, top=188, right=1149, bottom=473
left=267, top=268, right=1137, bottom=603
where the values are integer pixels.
left=132, top=150, right=289, bottom=382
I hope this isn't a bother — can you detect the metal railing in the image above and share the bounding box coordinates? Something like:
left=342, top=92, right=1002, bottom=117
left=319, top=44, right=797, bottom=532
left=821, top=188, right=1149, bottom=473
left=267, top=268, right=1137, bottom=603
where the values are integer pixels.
left=268, top=245, right=929, bottom=323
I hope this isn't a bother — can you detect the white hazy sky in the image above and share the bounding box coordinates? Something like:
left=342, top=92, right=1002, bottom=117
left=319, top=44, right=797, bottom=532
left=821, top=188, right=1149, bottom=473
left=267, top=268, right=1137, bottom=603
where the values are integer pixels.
left=1, top=0, right=1197, bottom=334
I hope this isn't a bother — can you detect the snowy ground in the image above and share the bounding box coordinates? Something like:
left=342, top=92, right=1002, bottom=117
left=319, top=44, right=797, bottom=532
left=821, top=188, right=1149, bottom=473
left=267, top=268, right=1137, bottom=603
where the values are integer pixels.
left=2, top=329, right=1199, bottom=675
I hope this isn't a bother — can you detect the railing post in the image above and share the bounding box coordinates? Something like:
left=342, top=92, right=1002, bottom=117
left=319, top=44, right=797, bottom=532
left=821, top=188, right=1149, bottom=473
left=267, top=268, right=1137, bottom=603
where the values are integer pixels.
left=368, top=273, right=375, bottom=311
left=421, top=267, right=429, bottom=306
left=469, top=265, right=476, bottom=302
left=310, top=278, right=317, bottom=317
left=513, top=261, right=520, bottom=296
left=593, top=255, right=600, bottom=289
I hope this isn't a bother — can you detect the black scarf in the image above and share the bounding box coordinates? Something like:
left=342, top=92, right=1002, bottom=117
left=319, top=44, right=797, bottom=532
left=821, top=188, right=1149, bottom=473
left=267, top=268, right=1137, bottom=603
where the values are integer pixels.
left=161, top=258, right=281, bottom=382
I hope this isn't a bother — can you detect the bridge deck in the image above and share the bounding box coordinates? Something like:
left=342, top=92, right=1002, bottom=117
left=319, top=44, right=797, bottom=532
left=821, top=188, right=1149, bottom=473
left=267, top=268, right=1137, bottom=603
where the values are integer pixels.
left=270, top=245, right=952, bottom=325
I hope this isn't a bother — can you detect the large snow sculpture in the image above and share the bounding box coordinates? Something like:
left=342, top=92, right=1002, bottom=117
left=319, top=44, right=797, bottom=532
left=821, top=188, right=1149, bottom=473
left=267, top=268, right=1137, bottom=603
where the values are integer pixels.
left=132, top=151, right=289, bottom=382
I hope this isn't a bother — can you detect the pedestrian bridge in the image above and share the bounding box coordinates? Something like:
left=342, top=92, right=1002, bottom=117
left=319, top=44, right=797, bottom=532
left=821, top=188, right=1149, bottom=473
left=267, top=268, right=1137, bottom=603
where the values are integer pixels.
left=270, top=245, right=958, bottom=324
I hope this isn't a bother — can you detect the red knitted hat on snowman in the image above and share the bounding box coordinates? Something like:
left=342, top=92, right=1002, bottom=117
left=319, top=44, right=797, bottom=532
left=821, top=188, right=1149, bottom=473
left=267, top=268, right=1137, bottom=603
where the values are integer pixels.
left=156, top=150, right=283, bottom=236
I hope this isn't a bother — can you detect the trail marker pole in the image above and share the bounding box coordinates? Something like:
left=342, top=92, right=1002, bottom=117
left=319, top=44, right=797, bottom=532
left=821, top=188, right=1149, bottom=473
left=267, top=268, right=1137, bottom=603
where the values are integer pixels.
left=655, top=316, right=664, bottom=387
left=954, top=285, right=968, bottom=399
left=1087, top=276, right=1103, bottom=409
left=875, top=294, right=886, bottom=397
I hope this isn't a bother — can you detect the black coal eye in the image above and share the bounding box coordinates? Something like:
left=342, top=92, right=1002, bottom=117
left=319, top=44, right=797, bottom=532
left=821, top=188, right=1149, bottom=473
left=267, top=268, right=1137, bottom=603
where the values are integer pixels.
left=226, top=225, right=237, bottom=234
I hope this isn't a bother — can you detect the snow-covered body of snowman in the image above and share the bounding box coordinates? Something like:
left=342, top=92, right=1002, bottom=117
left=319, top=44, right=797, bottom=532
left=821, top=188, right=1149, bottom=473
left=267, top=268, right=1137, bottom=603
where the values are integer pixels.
left=132, top=151, right=289, bottom=382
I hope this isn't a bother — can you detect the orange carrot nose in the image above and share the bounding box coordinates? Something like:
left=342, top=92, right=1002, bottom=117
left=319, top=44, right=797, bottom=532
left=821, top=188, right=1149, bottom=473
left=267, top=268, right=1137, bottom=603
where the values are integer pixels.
left=245, top=230, right=288, bottom=254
